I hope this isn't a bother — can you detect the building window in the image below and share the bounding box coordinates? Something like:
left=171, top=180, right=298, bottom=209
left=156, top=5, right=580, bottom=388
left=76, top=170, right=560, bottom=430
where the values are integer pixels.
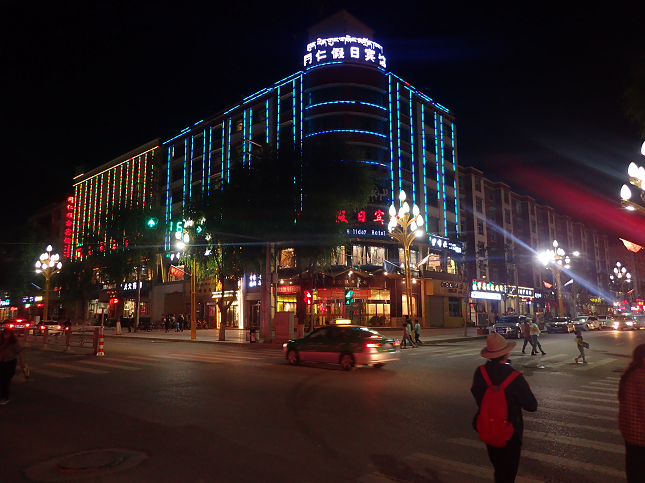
left=505, top=209, right=511, bottom=224
left=458, top=175, right=464, bottom=189
left=488, top=207, right=496, bottom=221
left=475, top=178, right=481, bottom=192
left=491, top=229, right=497, bottom=242
left=477, top=221, right=484, bottom=235
left=517, top=218, right=523, bottom=231
left=476, top=197, right=483, bottom=213
left=516, top=201, right=522, bottom=214
left=459, top=197, right=465, bottom=210
left=531, top=220, right=536, bottom=233
left=488, top=189, right=494, bottom=201
left=477, top=242, right=485, bottom=256
left=538, top=212, right=543, bottom=223
left=503, top=192, right=509, bottom=204
left=480, top=270, right=487, bottom=279
left=492, top=268, right=500, bottom=281
left=530, top=204, right=535, bottom=215
left=448, top=297, right=461, bottom=317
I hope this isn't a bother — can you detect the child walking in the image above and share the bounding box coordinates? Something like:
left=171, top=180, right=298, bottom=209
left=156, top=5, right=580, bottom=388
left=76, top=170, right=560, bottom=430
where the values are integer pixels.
left=574, top=330, right=588, bottom=364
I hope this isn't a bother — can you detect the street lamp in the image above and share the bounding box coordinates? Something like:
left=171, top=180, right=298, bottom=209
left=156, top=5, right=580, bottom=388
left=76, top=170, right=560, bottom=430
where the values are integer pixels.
left=620, top=141, right=645, bottom=214
left=175, top=228, right=197, bottom=340
left=35, top=245, right=62, bottom=321
left=388, top=190, right=424, bottom=319
left=609, top=261, right=632, bottom=304
left=538, top=240, right=578, bottom=317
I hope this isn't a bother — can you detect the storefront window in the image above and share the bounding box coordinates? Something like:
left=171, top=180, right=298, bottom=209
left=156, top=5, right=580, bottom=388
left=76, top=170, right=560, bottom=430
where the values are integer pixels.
left=277, top=295, right=297, bottom=313
left=449, top=297, right=461, bottom=317
left=279, top=248, right=295, bottom=268
left=401, top=294, right=418, bottom=316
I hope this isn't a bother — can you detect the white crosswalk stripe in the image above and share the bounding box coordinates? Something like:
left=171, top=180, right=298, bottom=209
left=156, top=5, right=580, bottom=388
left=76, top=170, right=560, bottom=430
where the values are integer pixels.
left=536, top=406, right=617, bottom=421
left=542, top=399, right=618, bottom=412
left=524, top=416, right=621, bottom=435
left=560, top=394, right=618, bottom=404
left=574, top=358, right=618, bottom=370
left=569, top=389, right=617, bottom=397
left=588, top=381, right=620, bottom=387
left=523, top=429, right=624, bottom=453
left=45, top=363, right=108, bottom=374
left=27, top=367, right=74, bottom=378
left=103, top=357, right=164, bottom=367
left=79, top=360, right=142, bottom=370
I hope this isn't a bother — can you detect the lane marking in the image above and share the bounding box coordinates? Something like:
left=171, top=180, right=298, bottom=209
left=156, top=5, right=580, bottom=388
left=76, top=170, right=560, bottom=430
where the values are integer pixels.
left=524, top=416, right=621, bottom=435
left=568, top=389, right=617, bottom=398
left=588, top=381, right=619, bottom=387
left=574, top=358, right=618, bottom=371
left=124, top=355, right=195, bottom=365
left=541, top=399, right=618, bottom=412
left=536, top=406, right=617, bottom=421
left=27, top=367, right=74, bottom=378
left=447, top=438, right=624, bottom=478
left=519, top=353, right=567, bottom=363
left=560, top=394, right=618, bottom=404
left=408, top=453, right=544, bottom=482
left=79, top=361, right=142, bottom=370
left=523, top=429, right=625, bottom=454
left=102, top=357, right=164, bottom=367
left=446, top=349, right=487, bottom=358
left=46, top=363, right=108, bottom=374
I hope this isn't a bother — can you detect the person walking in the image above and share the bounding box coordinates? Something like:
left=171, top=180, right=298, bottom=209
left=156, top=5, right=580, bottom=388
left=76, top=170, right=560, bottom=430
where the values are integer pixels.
left=521, top=320, right=534, bottom=354
left=414, top=318, right=422, bottom=345
left=172, top=314, right=179, bottom=332
left=164, top=314, right=170, bottom=333
left=401, top=322, right=416, bottom=349
left=177, top=314, right=184, bottom=332
left=471, top=333, right=538, bottom=483
left=618, top=344, right=645, bottom=483
left=0, top=328, right=24, bottom=405
left=530, top=320, right=546, bottom=355
left=574, top=330, right=588, bottom=363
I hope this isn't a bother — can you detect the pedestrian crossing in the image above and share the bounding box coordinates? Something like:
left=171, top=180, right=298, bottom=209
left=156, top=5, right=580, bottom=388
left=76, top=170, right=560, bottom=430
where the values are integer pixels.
left=357, top=373, right=625, bottom=483
left=16, top=350, right=281, bottom=380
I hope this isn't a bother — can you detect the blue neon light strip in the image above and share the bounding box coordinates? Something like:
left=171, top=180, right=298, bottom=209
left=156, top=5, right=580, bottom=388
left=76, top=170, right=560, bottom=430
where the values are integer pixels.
left=421, top=105, right=427, bottom=222
left=223, top=104, right=241, bottom=116
left=360, top=160, right=389, bottom=168
left=436, top=103, right=450, bottom=113
left=165, top=147, right=171, bottom=249
left=194, top=119, right=204, bottom=126
left=388, top=75, right=394, bottom=199
left=305, top=61, right=344, bottom=71
left=189, top=136, right=193, bottom=202
left=220, top=122, right=224, bottom=188
left=243, top=109, right=247, bottom=166
left=244, top=87, right=271, bottom=103
left=440, top=117, right=447, bottom=236
left=409, top=90, right=415, bottom=202
left=292, top=79, right=296, bottom=147
left=274, top=71, right=302, bottom=86
left=397, top=82, right=402, bottom=193
left=304, top=101, right=387, bottom=111
left=452, top=122, right=458, bottom=233
left=202, top=129, right=207, bottom=194
left=265, top=99, right=269, bottom=144
left=434, top=112, right=441, bottom=206
left=299, top=75, right=303, bottom=210
left=163, top=127, right=191, bottom=145
left=277, top=85, right=281, bottom=153
left=305, top=129, right=387, bottom=138
left=386, top=71, right=453, bottom=115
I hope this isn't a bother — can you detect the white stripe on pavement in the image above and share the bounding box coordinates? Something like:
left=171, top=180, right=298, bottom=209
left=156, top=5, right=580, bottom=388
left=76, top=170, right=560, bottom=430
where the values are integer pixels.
left=446, top=349, right=487, bottom=358
left=27, top=367, right=74, bottom=378
left=45, top=363, right=108, bottom=374
left=542, top=399, right=618, bottom=412
left=124, top=355, right=195, bottom=365
left=536, top=406, right=617, bottom=421
left=560, top=394, right=618, bottom=404
left=408, top=453, right=544, bottom=483
left=79, top=360, right=142, bottom=370
left=523, top=429, right=624, bottom=454
left=568, top=389, right=618, bottom=397
left=588, top=381, right=619, bottom=386
left=524, top=416, right=621, bottom=435
left=102, top=357, right=164, bottom=367
left=520, top=353, right=567, bottom=363
left=605, top=376, right=621, bottom=381
left=447, top=438, right=624, bottom=478
left=574, top=358, right=618, bottom=371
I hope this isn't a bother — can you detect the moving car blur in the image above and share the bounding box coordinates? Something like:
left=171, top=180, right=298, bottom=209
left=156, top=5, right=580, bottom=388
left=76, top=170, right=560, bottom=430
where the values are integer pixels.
left=572, top=316, right=601, bottom=331
left=492, top=315, right=527, bottom=339
left=545, top=317, right=575, bottom=333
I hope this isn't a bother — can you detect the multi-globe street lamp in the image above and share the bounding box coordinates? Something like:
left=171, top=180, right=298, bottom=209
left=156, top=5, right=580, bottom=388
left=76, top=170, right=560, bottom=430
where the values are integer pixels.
left=175, top=225, right=197, bottom=340
left=619, top=141, right=645, bottom=214
left=609, top=261, right=632, bottom=303
left=34, top=245, right=62, bottom=321
left=388, top=190, right=424, bottom=319
left=538, top=240, right=579, bottom=317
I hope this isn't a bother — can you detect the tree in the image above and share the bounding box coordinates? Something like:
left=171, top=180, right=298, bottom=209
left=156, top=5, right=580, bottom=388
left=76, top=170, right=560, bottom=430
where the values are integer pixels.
left=187, top=137, right=375, bottom=340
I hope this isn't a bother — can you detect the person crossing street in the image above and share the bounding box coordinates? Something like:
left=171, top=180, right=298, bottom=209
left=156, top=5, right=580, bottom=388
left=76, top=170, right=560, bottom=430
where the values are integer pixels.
left=521, top=320, right=535, bottom=354
left=530, top=320, right=546, bottom=355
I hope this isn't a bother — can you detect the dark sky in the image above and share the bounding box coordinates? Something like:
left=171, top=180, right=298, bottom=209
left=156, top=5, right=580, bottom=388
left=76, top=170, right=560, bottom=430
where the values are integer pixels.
left=2, top=1, right=645, bottom=243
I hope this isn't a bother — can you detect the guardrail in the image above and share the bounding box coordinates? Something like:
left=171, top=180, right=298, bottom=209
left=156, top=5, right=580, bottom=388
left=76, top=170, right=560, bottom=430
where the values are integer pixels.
left=22, top=326, right=99, bottom=355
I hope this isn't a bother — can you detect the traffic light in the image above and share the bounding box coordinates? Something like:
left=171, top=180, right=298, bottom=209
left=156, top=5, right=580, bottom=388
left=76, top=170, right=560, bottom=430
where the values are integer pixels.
left=304, top=290, right=313, bottom=305
left=145, top=217, right=159, bottom=229
left=344, top=288, right=354, bottom=305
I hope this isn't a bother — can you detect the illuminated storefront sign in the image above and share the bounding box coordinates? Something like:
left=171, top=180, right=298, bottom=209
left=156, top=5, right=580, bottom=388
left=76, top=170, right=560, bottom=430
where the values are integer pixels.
left=0, top=299, right=10, bottom=307
left=429, top=235, right=464, bottom=254
left=471, top=291, right=502, bottom=301
left=471, top=280, right=507, bottom=294
left=304, top=35, right=386, bottom=69
left=507, top=286, right=534, bottom=298
left=63, top=196, right=75, bottom=259
left=346, top=227, right=389, bottom=239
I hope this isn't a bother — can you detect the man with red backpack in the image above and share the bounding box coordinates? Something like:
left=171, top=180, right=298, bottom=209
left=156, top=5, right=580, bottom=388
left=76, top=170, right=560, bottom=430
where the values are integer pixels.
left=471, top=333, right=538, bottom=483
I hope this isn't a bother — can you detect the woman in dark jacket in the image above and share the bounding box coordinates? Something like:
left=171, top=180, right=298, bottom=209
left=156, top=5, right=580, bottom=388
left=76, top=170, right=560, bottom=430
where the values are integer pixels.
left=0, top=328, right=23, bottom=404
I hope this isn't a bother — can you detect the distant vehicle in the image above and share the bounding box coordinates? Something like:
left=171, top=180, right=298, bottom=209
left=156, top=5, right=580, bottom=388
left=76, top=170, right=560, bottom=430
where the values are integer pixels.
left=1, top=318, right=33, bottom=333
left=610, top=316, right=636, bottom=331
left=37, top=320, right=66, bottom=335
left=284, top=324, right=400, bottom=370
left=492, top=316, right=528, bottom=339
left=631, top=315, right=645, bottom=330
left=572, top=316, right=600, bottom=331
left=596, top=315, right=611, bottom=329
left=546, top=317, right=575, bottom=334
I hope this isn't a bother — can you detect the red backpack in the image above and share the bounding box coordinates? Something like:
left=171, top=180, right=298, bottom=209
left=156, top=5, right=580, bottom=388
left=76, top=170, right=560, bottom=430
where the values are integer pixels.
left=476, top=365, right=521, bottom=447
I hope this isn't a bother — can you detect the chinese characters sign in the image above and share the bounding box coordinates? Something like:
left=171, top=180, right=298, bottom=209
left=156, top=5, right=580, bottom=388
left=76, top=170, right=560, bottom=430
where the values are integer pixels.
left=429, top=234, right=464, bottom=255
left=304, top=36, right=386, bottom=69
left=338, top=207, right=390, bottom=240
left=63, top=196, right=75, bottom=259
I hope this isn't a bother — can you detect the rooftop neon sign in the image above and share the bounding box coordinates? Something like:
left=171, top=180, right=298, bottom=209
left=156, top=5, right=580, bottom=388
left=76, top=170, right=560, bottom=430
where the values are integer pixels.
left=304, top=35, right=386, bottom=69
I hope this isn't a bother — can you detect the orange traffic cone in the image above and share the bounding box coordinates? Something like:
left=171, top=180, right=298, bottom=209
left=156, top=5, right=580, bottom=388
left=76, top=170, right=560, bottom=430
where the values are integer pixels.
left=96, top=327, right=105, bottom=356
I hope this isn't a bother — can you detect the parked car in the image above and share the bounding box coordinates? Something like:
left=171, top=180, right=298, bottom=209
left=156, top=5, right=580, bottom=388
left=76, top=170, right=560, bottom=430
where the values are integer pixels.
left=572, top=316, right=601, bottom=331
left=597, top=315, right=611, bottom=329
left=492, top=316, right=527, bottom=339
left=631, top=315, right=645, bottom=330
left=284, top=324, right=401, bottom=370
left=1, top=318, right=33, bottom=332
left=36, top=320, right=66, bottom=335
left=546, top=317, right=575, bottom=333
left=610, top=315, right=636, bottom=331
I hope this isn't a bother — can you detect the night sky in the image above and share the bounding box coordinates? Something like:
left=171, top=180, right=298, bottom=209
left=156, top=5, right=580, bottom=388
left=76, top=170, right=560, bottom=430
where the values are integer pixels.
left=3, top=1, right=645, bottom=243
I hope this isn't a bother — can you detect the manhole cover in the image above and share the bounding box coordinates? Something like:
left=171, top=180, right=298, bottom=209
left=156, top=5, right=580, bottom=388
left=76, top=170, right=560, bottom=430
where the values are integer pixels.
left=25, top=449, right=148, bottom=482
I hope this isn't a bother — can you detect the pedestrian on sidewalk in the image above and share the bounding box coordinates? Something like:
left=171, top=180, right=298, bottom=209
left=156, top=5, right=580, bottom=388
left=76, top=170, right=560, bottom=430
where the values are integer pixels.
left=530, top=320, right=545, bottom=355
left=164, top=314, right=170, bottom=333
left=574, top=330, right=588, bottom=363
left=414, top=318, right=422, bottom=345
left=0, top=328, right=24, bottom=405
left=521, top=320, right=534, bottom=354
left=401, top=321, right=416, bottom=349
left=178, top=314, right=184, bottom=332
left=618, top=344, right=645, bottom=483
left=173, top=314, right=179, bottom=332
left=471, top=333, right=538, bottom=483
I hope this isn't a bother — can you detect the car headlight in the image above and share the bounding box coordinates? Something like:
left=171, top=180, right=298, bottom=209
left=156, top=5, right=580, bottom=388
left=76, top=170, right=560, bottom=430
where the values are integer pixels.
left=627, top=321, right=633, bottom=326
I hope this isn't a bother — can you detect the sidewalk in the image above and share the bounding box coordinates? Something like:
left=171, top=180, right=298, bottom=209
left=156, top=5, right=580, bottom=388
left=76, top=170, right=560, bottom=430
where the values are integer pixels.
left=101, top=325, right=488, bottom=348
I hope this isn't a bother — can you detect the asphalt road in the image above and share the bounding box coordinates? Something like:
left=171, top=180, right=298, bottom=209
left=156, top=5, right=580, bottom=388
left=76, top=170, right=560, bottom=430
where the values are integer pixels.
left=3, top=328, right=644, bottom=483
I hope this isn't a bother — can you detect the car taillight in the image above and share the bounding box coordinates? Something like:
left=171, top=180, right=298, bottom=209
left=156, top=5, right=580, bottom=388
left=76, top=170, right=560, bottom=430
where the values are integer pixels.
left=9, top=324, right=14, bottom=328
left=25, top=323, right=31, bottom=327
left=366, top=343, right=381, bottom=348
left=56, top=325, right=62, bottom=330
left=40, top=325, right=45, bottom=330
left=393, top=341, right=401, bottom=347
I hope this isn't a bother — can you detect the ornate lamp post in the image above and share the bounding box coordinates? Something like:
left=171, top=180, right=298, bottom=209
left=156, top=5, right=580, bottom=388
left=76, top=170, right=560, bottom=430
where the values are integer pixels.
left=620, top=141, right=645, bottom=214
left=609, top=261, right=632, bottom=305
left=176, top=226, right=197, bottom=340
left=538, top=240, right=579, bottom=317
left=35, top=245, right=62, bottom=321
left=388, top=190, right=424, bottom=319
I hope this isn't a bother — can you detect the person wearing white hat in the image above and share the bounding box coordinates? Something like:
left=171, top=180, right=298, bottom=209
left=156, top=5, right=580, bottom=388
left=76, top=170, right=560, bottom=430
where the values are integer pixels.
left=471, top=333, right=538, bottom=483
